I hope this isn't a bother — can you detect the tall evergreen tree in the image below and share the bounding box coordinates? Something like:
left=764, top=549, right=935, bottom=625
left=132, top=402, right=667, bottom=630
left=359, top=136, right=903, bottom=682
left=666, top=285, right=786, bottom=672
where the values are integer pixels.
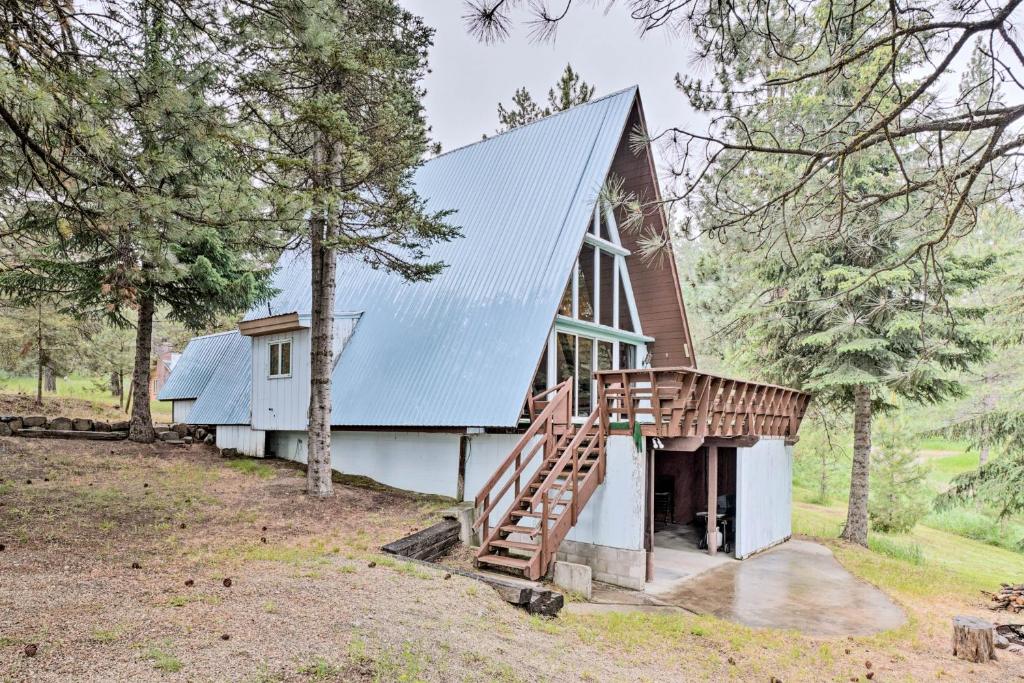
left=496, top=63, right=594, bottom=131
left=0, top=299, right=80, bottom=405
left=0, top=2, right=274, bottom=441
left=686, top=4, right=995, bottom=546
left=229, top=0, right=457, bottom=497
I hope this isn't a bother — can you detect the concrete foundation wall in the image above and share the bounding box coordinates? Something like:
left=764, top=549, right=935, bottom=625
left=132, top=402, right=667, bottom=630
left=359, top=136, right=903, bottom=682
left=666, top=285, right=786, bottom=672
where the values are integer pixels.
left=216, top=425, right=266, bottom=457
left=735, top=438, right=792, bottom=559
left=556, top=539, right=646, bottom=590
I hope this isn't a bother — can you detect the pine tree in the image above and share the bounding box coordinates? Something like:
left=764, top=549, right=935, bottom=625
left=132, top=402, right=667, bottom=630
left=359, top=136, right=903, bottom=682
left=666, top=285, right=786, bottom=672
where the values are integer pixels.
left=229, top=0, right=457, bottom=497
left=496, top=64, right=594, bottom=131
left=0, top=300, right=80, bottom=405
left=0, top=2, right=275, bottom=441
left=937, top=411, right=1024, bottom=546
left=869, top=418, right=930, bottom=534
left=688, top=3, right=995, bottom=546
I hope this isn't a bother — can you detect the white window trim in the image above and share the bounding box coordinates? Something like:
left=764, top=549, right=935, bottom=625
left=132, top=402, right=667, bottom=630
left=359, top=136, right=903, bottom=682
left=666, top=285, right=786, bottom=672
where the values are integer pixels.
left=268, top=337, right=293, bottom=379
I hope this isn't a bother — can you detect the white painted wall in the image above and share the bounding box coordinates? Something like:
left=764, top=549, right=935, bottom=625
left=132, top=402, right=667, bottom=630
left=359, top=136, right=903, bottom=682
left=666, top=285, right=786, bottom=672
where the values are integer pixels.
left=269, top=430, right=462, bottom=497
left=172, top=399, right=195, bottom=423
left=564, top=435, right=646, bottom=551
left=250, top=330, right=311, bottom=431
left=249, top=317, right=359, bottom=432
left=216, top=425, right=267, bottom=457
left=734, top=438, right=792, bottom=559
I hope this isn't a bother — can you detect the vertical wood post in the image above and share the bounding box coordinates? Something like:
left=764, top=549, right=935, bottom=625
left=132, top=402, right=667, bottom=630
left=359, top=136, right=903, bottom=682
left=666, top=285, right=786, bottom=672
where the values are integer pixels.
left=457, top=435, right=468, bottom=501
left=707, top=445, right=718, bottom=556
left=646, top=446, right=655, bottom=581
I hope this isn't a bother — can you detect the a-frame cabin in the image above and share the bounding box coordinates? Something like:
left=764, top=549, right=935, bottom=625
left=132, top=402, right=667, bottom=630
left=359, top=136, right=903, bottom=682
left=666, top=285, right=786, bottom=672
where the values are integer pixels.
left=161, top=87, right=810, bottom=589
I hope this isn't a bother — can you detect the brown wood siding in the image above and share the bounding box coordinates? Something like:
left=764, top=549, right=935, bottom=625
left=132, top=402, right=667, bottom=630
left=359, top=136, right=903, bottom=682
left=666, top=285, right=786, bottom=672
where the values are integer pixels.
left=609, top=100, right=696, bottom=368
left=238, top=312, right=304, bottom=337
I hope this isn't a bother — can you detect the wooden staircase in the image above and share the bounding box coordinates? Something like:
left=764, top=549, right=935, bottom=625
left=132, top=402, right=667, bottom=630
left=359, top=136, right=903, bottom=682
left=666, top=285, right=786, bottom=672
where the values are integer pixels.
left=473, top=380, right=607, bottom=580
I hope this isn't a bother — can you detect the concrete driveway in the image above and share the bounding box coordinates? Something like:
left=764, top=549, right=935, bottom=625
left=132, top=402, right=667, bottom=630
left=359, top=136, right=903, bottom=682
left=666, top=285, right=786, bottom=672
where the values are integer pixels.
left=650, top=539, right=906, bottom=636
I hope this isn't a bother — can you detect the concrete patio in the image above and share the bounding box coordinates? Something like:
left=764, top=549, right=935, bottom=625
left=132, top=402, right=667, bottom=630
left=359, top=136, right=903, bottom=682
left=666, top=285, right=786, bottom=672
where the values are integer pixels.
left=652, top=539, right=906, bottom=636
left=568, top=539, right=907, bottom=637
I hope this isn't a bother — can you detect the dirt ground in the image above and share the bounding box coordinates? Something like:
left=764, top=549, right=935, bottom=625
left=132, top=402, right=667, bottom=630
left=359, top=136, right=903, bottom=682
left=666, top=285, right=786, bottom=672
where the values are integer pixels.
left=1, top=437, right=1021, bottom=682
left=0, top=394, right=129, bottom=423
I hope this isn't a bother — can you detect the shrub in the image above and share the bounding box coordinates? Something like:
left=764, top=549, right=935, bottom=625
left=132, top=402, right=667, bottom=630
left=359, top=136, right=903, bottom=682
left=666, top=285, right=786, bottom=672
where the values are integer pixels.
left=869, top=418, right=930, bottom=533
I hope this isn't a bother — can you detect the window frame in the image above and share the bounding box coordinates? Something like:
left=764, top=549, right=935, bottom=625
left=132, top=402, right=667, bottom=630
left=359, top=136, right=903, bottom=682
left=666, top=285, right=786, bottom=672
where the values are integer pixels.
left=267, top=337, right=293, bottom=379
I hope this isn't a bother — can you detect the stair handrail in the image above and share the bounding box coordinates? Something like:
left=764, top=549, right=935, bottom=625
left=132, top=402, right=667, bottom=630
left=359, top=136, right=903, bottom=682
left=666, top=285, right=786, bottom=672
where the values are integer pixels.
left=473, top=380, right=572, bottom=538
left=528, top=407, right=601, bottom=510
left=528, top=405, right=603, bottom=571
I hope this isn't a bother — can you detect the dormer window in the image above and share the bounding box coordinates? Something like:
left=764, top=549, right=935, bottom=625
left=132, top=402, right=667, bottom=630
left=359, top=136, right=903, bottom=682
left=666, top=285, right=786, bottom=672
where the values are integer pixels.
left=269, top=339, right=292, bottom=378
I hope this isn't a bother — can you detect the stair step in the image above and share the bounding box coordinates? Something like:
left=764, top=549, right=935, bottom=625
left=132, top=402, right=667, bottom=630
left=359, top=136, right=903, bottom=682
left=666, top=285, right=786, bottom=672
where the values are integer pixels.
left=499, top=524, right=539, bottom=535
left=510, top=509, right=562, bottom=519
left=488, top=538, right=539, bottom=551
left=477, top=553, right=531, bottom=570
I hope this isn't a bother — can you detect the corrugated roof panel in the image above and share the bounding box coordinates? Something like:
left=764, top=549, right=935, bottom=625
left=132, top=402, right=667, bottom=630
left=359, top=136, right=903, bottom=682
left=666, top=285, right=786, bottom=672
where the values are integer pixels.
left=157, top=331, right=240, bottom=401
left=185, top=331, right=251, bottom=425
left=241, top=86, right=639, bottom=427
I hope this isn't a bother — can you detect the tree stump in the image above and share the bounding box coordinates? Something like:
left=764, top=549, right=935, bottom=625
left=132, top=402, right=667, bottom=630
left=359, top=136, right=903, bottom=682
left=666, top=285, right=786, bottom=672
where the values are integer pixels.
left=952, top=616, right=997, bottom=663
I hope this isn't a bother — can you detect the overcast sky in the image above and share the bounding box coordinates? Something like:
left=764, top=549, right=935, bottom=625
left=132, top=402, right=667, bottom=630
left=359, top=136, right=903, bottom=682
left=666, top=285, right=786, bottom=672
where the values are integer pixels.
left=400, top=2, right=706, bottom=159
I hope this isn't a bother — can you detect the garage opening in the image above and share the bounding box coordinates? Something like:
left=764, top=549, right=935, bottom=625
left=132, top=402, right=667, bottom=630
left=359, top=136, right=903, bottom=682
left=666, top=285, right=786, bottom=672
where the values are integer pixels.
left=645, top=445, right=740, bottom=588
left=653, top=446, right=737, bottom=554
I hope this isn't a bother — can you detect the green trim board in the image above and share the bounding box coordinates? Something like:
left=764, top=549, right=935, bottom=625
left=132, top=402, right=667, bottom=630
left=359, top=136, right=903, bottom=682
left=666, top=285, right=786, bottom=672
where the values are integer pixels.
left=554, top=315, right=654, bottom=345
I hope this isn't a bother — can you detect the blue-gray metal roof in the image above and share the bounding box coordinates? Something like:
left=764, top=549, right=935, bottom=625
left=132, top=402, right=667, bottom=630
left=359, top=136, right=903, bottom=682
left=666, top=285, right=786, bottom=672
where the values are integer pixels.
left=235, top=86, right=638, bottom=427
left=157, top=331, right=240, bottom=401
left=186, top=331, right=251, bottom=425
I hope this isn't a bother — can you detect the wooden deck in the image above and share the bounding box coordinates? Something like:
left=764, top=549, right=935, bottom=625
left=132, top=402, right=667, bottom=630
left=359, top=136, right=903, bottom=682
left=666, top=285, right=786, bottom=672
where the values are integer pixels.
left=597, top=367, right=810, bottom=441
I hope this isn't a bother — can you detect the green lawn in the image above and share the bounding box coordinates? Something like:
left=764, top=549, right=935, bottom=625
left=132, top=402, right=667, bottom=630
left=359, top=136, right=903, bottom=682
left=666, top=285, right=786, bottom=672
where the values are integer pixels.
left=794, top=501, right=1024, bottom=597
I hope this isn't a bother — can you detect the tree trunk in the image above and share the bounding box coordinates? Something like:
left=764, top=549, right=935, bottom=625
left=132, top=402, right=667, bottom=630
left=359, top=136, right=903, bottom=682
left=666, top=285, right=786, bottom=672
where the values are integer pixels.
left=306, top=138, right=336, bottom=498
left=841, top=384, right=872, bottom=546
left=818, top=453, right=829, bottom=503
left=35, top=305, right=43, bottom=406
left=979, top=390, right=995, bottom=466
left=952, top=615, right=997, bottom=663
left=129, top=291, right=156, bottom=443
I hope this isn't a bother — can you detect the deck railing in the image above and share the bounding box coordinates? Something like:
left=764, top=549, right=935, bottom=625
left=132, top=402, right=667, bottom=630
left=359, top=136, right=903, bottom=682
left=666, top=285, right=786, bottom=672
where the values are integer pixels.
left=596, top=367, right=810, bottom=440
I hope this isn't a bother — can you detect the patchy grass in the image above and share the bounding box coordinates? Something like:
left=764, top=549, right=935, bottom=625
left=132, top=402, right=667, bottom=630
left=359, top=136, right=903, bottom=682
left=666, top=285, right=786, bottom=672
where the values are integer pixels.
left=141, top=642, right=183, bottom=673
left=3, top=436, right=1020, bottom=682
left=0, top=379, right=171, bottom=422
left=89, top=628, right=121, bottom=644
left=867, top=535, right=925, bottom=565
left=298, top=656, right=343, bottom=680
left=224, top=458, right=276, bottom=478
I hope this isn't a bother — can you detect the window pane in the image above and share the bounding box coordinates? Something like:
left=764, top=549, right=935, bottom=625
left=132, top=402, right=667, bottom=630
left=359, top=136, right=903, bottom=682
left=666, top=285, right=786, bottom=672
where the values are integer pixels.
left=532, top=344, right=548, bottom=396
left=269, top=343, right=279, bottom=376
left=280, top=341, right=291, bottom=375
left=618, top=275, right=635, bottom=332
left=577, top=337, right=593, bottom=415
left=559, top=271, right=573, bottom=317
left=556, top=333, right=575, bottom=386
left=578, top=243, right=595, bottom=322
left=599, top=251, right=615, bottom=327
left=597, top=340, right=613, bottom=371
left=619, top=343, right=637, bottom=370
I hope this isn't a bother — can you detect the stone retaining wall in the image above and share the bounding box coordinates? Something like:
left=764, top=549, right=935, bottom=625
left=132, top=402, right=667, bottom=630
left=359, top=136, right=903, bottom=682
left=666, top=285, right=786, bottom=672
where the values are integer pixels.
left=0, top=415, right=217, bottom=444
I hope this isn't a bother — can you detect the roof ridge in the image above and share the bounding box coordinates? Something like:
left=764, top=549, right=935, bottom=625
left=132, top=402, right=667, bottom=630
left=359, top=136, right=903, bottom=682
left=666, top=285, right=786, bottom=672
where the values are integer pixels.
left=426, top=85, right=638, bottom=162
left=187, top=329, right=238, bottom=341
